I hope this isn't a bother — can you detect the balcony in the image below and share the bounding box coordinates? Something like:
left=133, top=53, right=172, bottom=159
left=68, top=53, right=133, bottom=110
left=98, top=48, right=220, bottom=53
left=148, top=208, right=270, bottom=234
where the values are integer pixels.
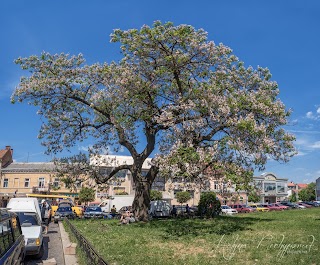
left=32, top=186, right=49, bottom=193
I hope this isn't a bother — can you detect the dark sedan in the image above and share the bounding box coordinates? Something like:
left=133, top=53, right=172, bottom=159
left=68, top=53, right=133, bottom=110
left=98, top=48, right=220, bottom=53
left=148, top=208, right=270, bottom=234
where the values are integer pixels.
left=84, top=206, right=105, bottom=219
left=54, top=206, right=75, bottom=223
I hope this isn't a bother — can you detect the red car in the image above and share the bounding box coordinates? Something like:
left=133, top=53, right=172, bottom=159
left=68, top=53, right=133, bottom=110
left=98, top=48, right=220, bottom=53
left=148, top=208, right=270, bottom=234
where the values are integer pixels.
left=261, top=204, right=283, bottom=211
left=228, top=204, right=254, bottom=213
left=269, top=203, right=289, bottom=210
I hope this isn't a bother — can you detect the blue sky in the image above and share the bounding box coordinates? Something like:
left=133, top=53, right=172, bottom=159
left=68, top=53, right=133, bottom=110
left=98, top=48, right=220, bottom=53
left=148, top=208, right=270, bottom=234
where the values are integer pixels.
left=1, top=1, right=320, bottom=184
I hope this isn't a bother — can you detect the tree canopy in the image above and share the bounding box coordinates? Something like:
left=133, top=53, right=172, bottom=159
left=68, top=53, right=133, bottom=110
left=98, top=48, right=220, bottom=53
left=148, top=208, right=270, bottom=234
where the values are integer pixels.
left=175, top=191, right=192, bottom=205
left=12, top=21, right=296, bottom=220
left=79, top=187, right=95, bottom=205
left=298, top=183, right=316, bottom=201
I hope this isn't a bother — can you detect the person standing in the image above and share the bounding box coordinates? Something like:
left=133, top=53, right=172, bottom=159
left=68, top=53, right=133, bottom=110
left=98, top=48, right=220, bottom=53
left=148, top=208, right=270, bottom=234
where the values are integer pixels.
left=41, top=199, right=51, bottom=234
left=185, top=204, right=190, bottom=217
left=110, top=205, right=117, bottom=218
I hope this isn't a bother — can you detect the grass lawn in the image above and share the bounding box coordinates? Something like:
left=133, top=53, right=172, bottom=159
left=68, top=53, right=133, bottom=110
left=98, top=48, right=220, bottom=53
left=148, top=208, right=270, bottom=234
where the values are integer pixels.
left=68, top=208, right=320, bottom=265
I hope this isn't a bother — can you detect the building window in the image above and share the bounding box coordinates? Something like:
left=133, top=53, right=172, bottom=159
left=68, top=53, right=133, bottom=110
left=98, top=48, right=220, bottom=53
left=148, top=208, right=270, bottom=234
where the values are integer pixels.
left=53, top=178, right=59, bottom=188
left=276, top=182, right=286, bottom=193
left=13, top=178, right=19, bottom=188
left=24, top=178, right=30, bottom=188
left=151, top=176, right=165, bottom=191
left=38, top=177, right=45, bottom=188
left=264, top=182, right=276, bottom=194
left=213, top=181, right=219, bottom=190
left=3, top=178, right=8, bottom=188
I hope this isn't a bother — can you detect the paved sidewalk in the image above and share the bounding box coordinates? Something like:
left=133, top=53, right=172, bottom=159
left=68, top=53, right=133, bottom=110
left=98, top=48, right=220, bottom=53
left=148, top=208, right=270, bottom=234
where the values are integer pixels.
left=25, top=222, right=65, bottom=265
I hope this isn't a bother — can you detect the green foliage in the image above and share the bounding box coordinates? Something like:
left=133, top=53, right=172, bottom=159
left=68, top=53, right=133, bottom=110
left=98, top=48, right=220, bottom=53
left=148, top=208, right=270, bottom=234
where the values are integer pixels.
left=150, top=190, right=163, bottom=201
left=79, top=187, right=95, bottom=204
left=298, top=183, right=316, bottom=201
left=198, top=192, right=221, bottom=218
left=175, top=191, right=191, bottom=204
left=70, top=208, right=320, bottom=265
left=289, top=192, right=297, bottom=202
left=248, top=191, right=261, bottom=203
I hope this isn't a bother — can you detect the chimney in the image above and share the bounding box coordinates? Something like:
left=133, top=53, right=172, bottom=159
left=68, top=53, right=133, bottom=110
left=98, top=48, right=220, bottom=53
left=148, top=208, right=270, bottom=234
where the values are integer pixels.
left=5, top=145, right=13, bottom=157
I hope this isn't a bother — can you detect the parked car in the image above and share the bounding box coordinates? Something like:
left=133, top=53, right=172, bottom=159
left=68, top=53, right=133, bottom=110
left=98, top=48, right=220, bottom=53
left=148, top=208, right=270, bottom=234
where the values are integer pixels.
left=173, top=205, right=199, bottom=216
left=295, top=203, right=306, bottom=209
left=149, top=200, right=172, bottom=218
left=51, top=200, right=83, bottom=218
left=7, top=197, right=44, bottom=258
left=54, top=206, right=75, bottom=223
left=297, top=202, right=312, bottom=208
left=261, top=204, right=283, bottom=211
left=84, top=206, right=105, bottom=219
left=0, top=209, right=25, bottom=264
left=279, top=201, right=299, bottom=209
left=221, top=205, right=238, bottom=215
left=118, top=206, right=133, bottom=216
left=249, top=204, right=269, bottom=212
left=229, top=204, right=254, bottom=213
left=302, top=201, right=319, bottom=207
left=269, top=203, right=289, bottom=210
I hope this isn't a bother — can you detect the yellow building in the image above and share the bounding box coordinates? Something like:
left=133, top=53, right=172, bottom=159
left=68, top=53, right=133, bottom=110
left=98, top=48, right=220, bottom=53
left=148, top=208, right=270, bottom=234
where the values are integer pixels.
left=0, top=146, right=248, bottom=207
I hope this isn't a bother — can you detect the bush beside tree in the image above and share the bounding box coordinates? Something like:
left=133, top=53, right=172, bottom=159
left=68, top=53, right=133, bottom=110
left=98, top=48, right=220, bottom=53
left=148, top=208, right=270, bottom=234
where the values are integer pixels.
left=198, top=192, right=221, bottom=218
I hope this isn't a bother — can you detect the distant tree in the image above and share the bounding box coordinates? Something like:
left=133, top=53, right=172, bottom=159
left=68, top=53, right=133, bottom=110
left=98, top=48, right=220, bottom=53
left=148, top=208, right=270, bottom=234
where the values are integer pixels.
left=248, top=191, right=261, bottom=203
left=79, top=187, right=95, bottom=205
left=298, top=183, right=316, bottom=201
left=175, top=191, right=191, bottom=205
left=289, top=192, right=297, bottom=202
left=198, top=192, right=221, bottom=218
left=13, top=21, right=296, bottom=221
left=150, top=190, right=163, bottom=201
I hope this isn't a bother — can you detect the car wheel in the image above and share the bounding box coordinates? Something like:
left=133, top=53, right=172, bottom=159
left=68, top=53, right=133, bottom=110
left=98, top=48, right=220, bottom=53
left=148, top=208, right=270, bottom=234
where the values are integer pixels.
left=34, top=244, right=44, bottom=259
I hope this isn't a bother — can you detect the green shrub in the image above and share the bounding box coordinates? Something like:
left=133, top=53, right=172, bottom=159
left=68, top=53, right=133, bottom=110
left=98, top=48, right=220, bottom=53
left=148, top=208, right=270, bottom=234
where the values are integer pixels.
left=198, top=192, right=221, bottom=218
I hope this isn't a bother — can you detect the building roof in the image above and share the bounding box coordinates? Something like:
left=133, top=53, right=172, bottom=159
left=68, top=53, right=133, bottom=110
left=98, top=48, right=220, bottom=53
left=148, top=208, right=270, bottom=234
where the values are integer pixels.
left=1, top=162, right=55, bottom=173
left=297, top=183, right=308, bottom=189
left=287, top=182, right=295, bottom=187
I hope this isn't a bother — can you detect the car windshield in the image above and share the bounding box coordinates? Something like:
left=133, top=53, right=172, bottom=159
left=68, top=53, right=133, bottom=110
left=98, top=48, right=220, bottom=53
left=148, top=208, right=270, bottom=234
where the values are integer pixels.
left=86, top=207, right=102, bottom=212
left=222, top=206, right=230, bottom=209
left=16, top=212, right=39, bottom=226
left=57, top=207, right=72, bottom=212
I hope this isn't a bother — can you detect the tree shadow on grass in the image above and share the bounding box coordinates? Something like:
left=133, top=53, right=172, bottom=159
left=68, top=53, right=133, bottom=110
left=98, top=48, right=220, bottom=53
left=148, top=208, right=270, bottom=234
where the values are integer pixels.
left=136, top=216, right=274, bottom=239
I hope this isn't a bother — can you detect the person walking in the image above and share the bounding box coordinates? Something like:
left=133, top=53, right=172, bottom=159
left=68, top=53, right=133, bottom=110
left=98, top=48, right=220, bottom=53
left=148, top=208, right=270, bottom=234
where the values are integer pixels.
left=41, top=199, right=51, bottom=234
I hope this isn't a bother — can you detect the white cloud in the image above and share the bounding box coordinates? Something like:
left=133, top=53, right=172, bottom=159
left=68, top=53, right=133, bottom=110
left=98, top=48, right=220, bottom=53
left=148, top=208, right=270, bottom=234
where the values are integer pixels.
left=310, top=141, right=320, bottom=149
left=317, top=107, right=320, bottom=115
left=306, top=111, right=314, bottom=119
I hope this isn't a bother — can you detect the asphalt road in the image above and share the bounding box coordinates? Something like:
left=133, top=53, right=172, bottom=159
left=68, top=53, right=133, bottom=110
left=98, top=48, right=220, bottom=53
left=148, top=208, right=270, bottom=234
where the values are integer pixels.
left=25, top=221, right=65, bottom=265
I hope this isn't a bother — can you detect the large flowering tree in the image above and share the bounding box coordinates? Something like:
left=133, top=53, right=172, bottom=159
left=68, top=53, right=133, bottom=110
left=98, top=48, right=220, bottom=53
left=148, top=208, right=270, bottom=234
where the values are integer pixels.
left=12, top=21, right=295, bottom=221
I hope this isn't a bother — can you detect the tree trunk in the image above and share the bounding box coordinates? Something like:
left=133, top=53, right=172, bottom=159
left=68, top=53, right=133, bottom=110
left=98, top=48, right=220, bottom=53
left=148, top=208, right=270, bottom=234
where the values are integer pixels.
left=132, top=180, right=151, bottom=222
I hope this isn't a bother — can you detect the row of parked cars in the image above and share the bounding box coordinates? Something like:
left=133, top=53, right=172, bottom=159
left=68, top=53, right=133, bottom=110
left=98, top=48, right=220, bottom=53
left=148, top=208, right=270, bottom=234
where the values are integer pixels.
left=221, top=201, right=320, bottom=215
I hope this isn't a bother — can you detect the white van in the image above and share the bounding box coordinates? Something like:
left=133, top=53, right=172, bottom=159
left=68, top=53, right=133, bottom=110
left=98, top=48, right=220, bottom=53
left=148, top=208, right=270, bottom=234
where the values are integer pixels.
left=7, top=198, right=44, bottom=258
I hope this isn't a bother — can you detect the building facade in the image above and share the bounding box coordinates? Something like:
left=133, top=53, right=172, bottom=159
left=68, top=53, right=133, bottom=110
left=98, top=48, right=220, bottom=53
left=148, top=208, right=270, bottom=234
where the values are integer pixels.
left=3, top=146, right=294, bottom=206
left=316, top=177, right=320, bottom=201
left=94, top=155, right=248, bottom=206
left=253, top=172, right=288, bottom=203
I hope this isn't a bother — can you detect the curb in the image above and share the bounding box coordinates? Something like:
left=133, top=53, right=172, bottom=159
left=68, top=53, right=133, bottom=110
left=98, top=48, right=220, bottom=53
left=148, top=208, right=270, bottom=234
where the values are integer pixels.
left=59, top=221, right=79, bottom=265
